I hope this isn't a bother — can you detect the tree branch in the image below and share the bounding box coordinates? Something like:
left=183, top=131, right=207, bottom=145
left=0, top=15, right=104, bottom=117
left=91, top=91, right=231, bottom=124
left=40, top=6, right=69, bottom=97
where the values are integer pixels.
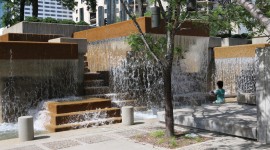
left=156, top=0, right=167, bottom=21
left=175, top=13, right=189, bottom=31
left=120, top=0, right=164, bottom=67
left=236, top=0, right=270, bottom=34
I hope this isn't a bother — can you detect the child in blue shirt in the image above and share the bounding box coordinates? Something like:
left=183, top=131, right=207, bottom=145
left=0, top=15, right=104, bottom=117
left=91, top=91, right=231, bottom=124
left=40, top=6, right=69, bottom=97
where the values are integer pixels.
left=210, top=81, right=225, bottom=104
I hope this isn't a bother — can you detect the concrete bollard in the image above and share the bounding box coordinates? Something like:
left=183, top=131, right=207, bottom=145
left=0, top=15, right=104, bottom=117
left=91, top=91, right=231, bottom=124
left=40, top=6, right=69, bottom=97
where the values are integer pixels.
left=18, top=116, right=34, bottom=141
left=121, top=106, right=134, bottom=125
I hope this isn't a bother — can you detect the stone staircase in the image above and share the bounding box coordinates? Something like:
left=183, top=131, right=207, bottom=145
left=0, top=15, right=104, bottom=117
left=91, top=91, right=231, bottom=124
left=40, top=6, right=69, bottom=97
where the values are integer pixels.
left=83, top=55, right=148, bottom=111
left=45, top=54, right=147, bottom=132
left=46, top=98, right=122, bottom=132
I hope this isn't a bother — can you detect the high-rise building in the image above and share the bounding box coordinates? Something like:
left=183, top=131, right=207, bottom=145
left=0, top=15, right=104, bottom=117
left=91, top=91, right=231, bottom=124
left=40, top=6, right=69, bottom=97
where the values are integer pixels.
left=73, top=0, right=148, bottom=26
left=24, top=0, right=73, bottom=20
left=73, top=0, right=122, bottom=26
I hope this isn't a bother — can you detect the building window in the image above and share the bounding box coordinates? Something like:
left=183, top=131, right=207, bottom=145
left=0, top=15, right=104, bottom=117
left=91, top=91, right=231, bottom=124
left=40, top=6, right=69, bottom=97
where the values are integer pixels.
left=45, top=2, right=49, bottom=4
left=57, top=15, right=62, bottom=17
left=76, top=17, right=78, bottom=21
left=76, top=9, right=78, bottom=14
left=79, top=8, right=84, bottom=21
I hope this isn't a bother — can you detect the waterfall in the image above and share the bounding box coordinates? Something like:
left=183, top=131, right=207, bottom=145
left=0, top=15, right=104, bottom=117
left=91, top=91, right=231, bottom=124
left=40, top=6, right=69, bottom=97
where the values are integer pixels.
left=88, top=35, right=210, bottom=109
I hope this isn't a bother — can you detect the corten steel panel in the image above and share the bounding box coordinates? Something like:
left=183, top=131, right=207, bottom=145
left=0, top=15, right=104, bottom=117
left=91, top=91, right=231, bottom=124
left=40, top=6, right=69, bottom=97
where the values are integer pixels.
left=0, top=33, right=63, bottom=42
left=0, top=41, right=78, bottom=59
left=214, top=44, right=270, bottom=59
left=0, top=34, right=9, bottom=42
left=73, top=17, right=209, bottom=42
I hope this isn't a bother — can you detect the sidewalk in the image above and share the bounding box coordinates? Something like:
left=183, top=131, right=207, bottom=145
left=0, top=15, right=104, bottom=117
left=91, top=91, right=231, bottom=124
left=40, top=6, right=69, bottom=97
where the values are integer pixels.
left=0, top=119, right=269, bottom=150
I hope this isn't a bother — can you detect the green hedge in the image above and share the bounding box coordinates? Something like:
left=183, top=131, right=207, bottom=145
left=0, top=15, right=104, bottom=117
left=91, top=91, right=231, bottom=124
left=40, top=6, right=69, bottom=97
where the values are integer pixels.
left=24, top=17, right=88, bottom=25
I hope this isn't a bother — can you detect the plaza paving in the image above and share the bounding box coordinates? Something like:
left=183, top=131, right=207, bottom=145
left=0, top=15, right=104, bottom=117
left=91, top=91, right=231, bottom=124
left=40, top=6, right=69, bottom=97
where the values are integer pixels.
left=0, top=118, right=269, bottom=150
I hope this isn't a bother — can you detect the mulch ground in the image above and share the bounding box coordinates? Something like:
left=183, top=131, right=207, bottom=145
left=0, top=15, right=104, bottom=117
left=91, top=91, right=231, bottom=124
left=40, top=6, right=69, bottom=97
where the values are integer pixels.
left=131, top=130, right=211, bottom=149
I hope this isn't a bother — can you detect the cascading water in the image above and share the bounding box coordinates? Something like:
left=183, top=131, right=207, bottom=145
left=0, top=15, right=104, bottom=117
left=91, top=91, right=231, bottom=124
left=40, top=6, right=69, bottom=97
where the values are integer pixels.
left=88, top=35, right=210, bottom=110
left=214, top=57, right=255, bottom=95
left=0, top=53, right=80, bottom=140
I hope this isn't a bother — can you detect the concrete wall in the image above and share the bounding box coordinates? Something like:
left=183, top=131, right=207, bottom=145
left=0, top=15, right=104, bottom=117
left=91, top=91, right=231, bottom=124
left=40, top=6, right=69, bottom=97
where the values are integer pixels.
left=3, top=22, right=92, bottom=37
left=256, top=46, right=270, bottom=143
left=0, top=41, right=79, bottom=123
left=209, top=37, right=250, bottom=48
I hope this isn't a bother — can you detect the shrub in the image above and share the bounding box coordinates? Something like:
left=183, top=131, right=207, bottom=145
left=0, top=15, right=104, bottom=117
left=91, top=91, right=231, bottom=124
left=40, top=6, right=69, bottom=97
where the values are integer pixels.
left=43, top=17, right=58, bottom=23
left=76, top=21, right=89, bottom=25
left=25, top=17, right=42, bottom=22
left=59, top=19, right=76, bottom=25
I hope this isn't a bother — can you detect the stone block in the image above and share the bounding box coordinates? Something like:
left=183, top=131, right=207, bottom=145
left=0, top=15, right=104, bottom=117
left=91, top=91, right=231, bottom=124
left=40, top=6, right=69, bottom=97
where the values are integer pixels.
left=252, top=37, right=269, bottom=44
left=237, top=92, right=256, bottom=105
left=48, top=37, right=87, bottom=54
left=18, top=116, right=34, bottom=141
left=121, top=106, right=134, bottom=125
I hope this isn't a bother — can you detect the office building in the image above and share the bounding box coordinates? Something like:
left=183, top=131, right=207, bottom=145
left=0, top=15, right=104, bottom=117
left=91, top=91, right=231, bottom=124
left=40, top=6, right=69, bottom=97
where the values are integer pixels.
left=24, top=0, right=73, bottom=20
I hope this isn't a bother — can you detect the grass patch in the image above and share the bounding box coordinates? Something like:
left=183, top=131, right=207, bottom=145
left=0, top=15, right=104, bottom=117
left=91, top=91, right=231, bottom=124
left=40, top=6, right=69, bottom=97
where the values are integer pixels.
left=150, top=130, right=165, bottom=138
left=132, top=130, right=211, bottom=149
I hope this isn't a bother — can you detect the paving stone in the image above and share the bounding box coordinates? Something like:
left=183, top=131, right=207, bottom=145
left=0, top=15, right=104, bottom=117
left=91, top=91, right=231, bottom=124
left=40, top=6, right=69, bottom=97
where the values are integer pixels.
left=8, top=145, right=43, bottom=150
left=114, top=129, right=146, bottom=137
left=42, top=140, right=80, bottom=150
left=76, top=134, right=113, bottom=144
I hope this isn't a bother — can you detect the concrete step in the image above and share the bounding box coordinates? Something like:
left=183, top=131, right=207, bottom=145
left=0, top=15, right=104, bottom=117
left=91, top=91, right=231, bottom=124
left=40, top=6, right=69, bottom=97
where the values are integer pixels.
left=85, top=86, right=110, bottom=95
left=112, top=100, right=137, bottom=107
left=46, top=117, right=122, bottom=132
left=47, top=98, right=111, bottom=114
left=84, top=72, right=101, bottom=80
left=103, top=93, right=131, bottom=100
left=84, top=80, right=105, bottom=87
left=134, top=106, right=148, bottom=112
left=50, top=107, right=121, bottom=126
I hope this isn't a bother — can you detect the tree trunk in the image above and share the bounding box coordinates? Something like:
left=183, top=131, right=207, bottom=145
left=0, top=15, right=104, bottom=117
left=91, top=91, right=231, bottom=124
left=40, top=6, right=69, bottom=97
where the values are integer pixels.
left=163, top=29, right=174, bottom=137
left=236, top=0, right=270, bottom=34
left=32, top=0, right=38, bottom=17
left=137, top=0, right=144, bottom=17
left=20, top=0, right=26, bottom=21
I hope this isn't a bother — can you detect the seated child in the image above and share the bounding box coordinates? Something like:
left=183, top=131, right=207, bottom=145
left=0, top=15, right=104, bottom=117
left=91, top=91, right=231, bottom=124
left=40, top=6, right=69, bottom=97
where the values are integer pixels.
left=210, top=81, right=225, bottom=104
